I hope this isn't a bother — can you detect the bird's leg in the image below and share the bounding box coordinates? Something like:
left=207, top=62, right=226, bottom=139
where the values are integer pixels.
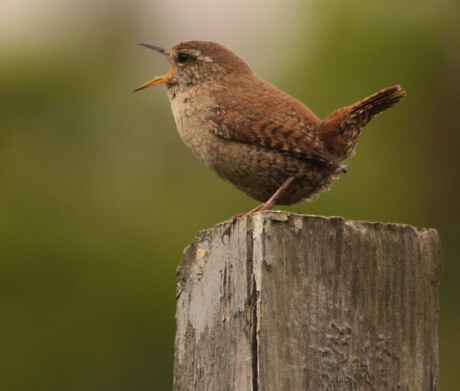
left=221, top=176, right=296, bottom=242
left=249, top=176, right=296, bottom=213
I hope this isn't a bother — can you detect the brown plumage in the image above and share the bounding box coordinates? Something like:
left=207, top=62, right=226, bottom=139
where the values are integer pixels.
left=320, top=85, right=405, bottom=160
left=135, top=41, right=405, bottom=213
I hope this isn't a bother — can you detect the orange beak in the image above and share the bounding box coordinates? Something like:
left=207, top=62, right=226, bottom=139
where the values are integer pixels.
left=133, top=67, right=174, bottom=93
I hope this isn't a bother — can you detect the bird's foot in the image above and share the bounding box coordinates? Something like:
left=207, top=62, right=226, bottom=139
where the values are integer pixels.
left=220, top=202, right=273, bottom=243
left=221, top=213, right=245, bottom=243
left=220, top=176, right=296, bottom=243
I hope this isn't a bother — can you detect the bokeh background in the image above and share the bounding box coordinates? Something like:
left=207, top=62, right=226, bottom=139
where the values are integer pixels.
left=1, top=0, right=458, bottom=389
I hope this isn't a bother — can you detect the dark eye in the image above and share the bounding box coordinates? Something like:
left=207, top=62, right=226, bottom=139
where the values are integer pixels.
left=177, top=53, right=191, bottom=64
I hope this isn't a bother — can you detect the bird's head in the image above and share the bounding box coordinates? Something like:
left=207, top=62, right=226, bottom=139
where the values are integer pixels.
left=133, top=41, right=253, bottom=93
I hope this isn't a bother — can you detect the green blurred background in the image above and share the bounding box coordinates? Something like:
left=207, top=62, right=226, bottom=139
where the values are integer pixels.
left=1, top=0, right=458, bottom=389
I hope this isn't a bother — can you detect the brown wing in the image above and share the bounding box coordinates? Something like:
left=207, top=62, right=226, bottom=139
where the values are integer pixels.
left=207, top=77, right=332, bottom=163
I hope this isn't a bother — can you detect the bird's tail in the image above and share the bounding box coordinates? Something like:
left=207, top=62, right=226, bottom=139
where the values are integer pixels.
left=320, top=85, right=406, bottom=161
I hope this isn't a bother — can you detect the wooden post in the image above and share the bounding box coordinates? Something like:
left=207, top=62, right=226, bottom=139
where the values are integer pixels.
left=173, top=212, right=441, bottom=391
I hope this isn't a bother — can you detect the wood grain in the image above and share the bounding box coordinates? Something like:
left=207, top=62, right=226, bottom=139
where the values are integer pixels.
left=173, top=212, right=441, bottom=391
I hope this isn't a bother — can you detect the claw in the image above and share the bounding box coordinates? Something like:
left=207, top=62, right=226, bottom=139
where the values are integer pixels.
left=221, top=213, right=244, bottom=243
left=220, top=176, right=296, bottom=244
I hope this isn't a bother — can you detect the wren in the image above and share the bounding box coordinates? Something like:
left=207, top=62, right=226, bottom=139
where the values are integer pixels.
left=134, top=41, right=405, bottom=222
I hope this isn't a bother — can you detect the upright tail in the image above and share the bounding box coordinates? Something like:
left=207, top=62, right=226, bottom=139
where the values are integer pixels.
left=320, top=85, right=406, bottom=161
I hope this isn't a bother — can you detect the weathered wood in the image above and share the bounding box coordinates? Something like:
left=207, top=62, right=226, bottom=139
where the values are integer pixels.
left=173, top=212, right=441, bottom=391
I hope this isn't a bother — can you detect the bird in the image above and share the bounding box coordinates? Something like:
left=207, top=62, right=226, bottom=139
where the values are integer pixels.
left=134, top=41, right=405, bottom=234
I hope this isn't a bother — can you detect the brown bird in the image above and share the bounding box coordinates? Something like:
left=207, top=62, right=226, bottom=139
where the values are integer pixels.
left=134, top=41, right=405, bottom=233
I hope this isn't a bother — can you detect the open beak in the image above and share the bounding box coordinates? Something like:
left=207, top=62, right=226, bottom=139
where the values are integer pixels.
left=133, top=43, right=173, bottom=93
left=133, top=68, right=174, bottom=92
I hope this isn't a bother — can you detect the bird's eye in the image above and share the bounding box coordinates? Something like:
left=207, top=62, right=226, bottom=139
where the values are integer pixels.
left=177, top=53, right=191, bottom=64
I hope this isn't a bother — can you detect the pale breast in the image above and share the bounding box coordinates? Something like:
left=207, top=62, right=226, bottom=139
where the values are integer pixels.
left=167, top=86, right=223, bottom=167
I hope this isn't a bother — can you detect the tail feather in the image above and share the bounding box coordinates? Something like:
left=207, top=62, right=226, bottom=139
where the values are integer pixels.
left=348, top=85, right=406, bottom=125
left=320, top=85, right=406, bottom=161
